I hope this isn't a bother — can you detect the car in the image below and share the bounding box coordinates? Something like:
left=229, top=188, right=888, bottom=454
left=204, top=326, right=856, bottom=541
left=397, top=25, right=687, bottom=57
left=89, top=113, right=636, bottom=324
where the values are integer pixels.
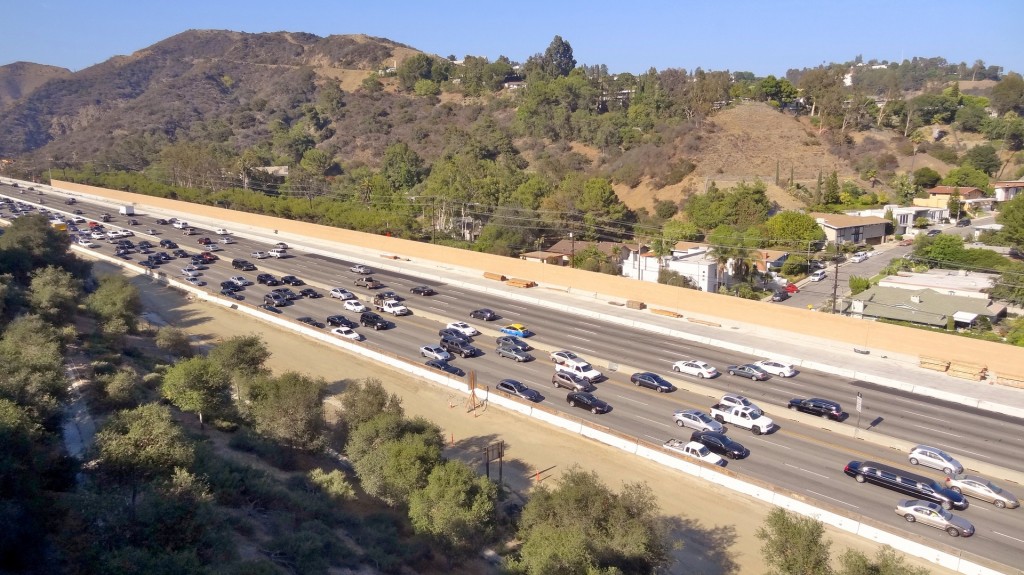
left=809, top=270, right=827, bottom=282
left=719, top=394, right=762, bottom=414
left=230, top=276, right=253, bottom=286
left=205, top=243, right=222, bottom=252
left=410, top=285, right=436, bottom=296
left=849, top=252, right=868, bottom=263
left=496, top=336, right=531, bottom=351
left=271, top=288, right=300, bottom=300
left=172, top=249, right=189, bottom=258
left=343, top=300, right=367, bottom=312
left=496, top=379, right=541, bottom=402
left=256, top=273, right=280, bottom=286
left=955, top=218, right=972, bottom=227
left=154, top=218, right=168, bottom=225
left=551, top=372, right=594, bottom=392
left=197, top=237, right=212, bottom=245
left=843, top=460, right=968, bottom=510
left=330, top=326, right=363, bottom=341
left=299, top=288, right=322, bottom=299
left=354, top=276, right=382, bottom=288
left=673, top=409, right=724, bottom=433
left=496, top=346, right=534, bottom=362
left=550, top=350, right=581, bottom=365
left=425, top=359, right=465, bottom=377
left=139, top=260, right=156, bottom=269
left=137, top=240, right=153, bottom=249
left=420, top=345, right=452, bottom=361
left=296, top=317, right=326, bottom=329
left=181, top=227, right=197, bottom=236
left=438, top=328, right=469, bottom=342
left=629, top=372, right=675, bottom=393
left=898, top=238, right=915, bottom=246
left=219, top=236, right=235, bottom=244
left=500, top=323, right=530, bottom=337
left=220, top=289, right=242, bottom=300
left=264, top=292, right=288, bottom=307
left=726, top=364, right=770, bottom=381
left=281, top=275, right=304, bottom=286
left=566, top=391, right=610, bottom=414
left=788, top=397, right=843, bottom=421
left=926, top=229, right=942, bottom=237
left=274, top=242, right=288, bottom=250
left=219, top=281, right=240, bottom=291
left=181, top=265, right=201, bottom=275
left=944, top=474, right=1019, bottom=508
left=90, top=231, right=107, bottom=240
left=894, top=499, right=974, bottom=537
left=770, top=291, right=789, bottom=302
left=199, top=251, right=218, bottom=261
left=754, top=360, right=796, bottom=377
left=469, top=308, right=499, bottom=321
left=257, top=303, right=282, bottom=314
left=326, top=315, right=357, bottom=328
left=446, top=322, right=479, bottom=337
left=350, top=264, right=372, bottom=274
left=690, top=431, right=749, bottom=460
left=909, top=445, right=964, bottom=475
left=330, top=288, right=355, bottom=300
left=159, top=239, right=178, bottom=249
left=251, top=251, right=269, bottom=259
left=359, top=311, right=390, bottom=331
left=215, top=228, right=229, bottom=235
left=375, top=290, right=401, bottom=302
left=671, top=360, right=718, bottom=379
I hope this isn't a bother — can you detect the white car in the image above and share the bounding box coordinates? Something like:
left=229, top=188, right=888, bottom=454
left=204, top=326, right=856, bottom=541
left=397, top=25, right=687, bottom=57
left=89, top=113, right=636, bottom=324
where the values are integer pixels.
left=230, top=276, right=252, bottom=286
left=343, top=299, right=366, bottom=312
left=205, top=244, right=222, bottom=252
left=350, top=264, right=372, bottom=274
left=446, top=322, right=479, bottom=337
left=330, top=288, right=355, bottom=300
left=755, top=360, right=797, bottom=377
left=672, top=360, right=719, bottom=379
left=77, top=237, right=98, bottom=247
left=185, top=277, right=206, bottom=286
left=719, top=394, right=762, bottom=414
left=849, top=252, right=868, bottom=263
left=331, top=326, right=363, bottom=341
left=219, top=236, right=235, bottom=244
left=550, top=350, right=581, bottom=365
left=420, top=345, right=452, bottom=361
left=909, top=445, right=964, bottom=475
left=251, top=251, right=269, bottom=259
left=809, top=270, right=827, bottom=282
left=90, top=231, right=106, bottom=239
left=215, top=228, right=229, bottom=235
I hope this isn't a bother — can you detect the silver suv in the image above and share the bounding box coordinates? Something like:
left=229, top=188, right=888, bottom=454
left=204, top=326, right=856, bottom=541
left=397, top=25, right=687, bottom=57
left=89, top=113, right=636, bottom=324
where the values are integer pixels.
left=673, top=409, right=724, bottom=433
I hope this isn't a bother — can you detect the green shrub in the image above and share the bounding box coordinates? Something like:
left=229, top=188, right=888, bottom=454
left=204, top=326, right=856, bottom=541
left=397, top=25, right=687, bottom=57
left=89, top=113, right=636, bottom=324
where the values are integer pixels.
left=849, top=276, right=870, bottom=295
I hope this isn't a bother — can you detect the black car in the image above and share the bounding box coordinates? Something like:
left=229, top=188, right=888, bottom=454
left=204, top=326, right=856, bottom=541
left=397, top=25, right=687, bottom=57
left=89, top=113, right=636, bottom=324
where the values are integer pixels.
left=566, top=391, right=610, bottom=414
left=137, top=240, right=153, bottom=249
left=139, top=260, right=156, bottom=269
left=496, top=336, right=532, bottom=352
left=257, top=303, right=282, bottom=314
left=956, top=218, right=971, bottom=227
left=496, top=379, right=541, bottom=402
left=281, top=275, right=305, bottom=286
left=220, top=289, right=242, bottom=300
left=296, top=316, right=326, bottom=329
left=788, top=397, right=843, bottom=421
left=219, top=281, right=241, bottom=291
left=172, top=249, right=189, bottom=259
left=154, top=252, right=172, bottom=261
left=257, top=273, right=280, bottom=286
left=440, top=337, right=479, bottom=358
left=410, top=285, right=437, bottom=296
left=159, top=239, right=178, bottom=248
left=469, top=308, right=499, bottom=321
left=299, top=288, right=322, bottom=298
left=926, top=229, right=941, bottom=236
left=438, top=328, right=470, bottom=342
left=326, top=315, right=357, bottom=328
left=425, top=359, right=465, bottom=377
left=844, top=460, right=968, bottom=510
left=272, top=288, right=300, bottom=300
left=770, top=291, right=789, bottom=302
left=690, top=431, right=749, bottom=460
left=360, top=311, right=390, bottom=330
left=551, top=371, right=594, bottom=392
left=155, top=219, right=168, bottom=225
left=629, top=372, right=675, bottom=393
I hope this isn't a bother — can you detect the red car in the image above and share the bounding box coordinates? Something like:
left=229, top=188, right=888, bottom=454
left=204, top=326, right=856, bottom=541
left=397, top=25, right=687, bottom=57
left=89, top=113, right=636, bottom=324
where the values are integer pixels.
left=197, top=237, right=212, bottom=245
left=785, top=283, right=799, bottom=293
left=199, top=251, right=218, bottom=262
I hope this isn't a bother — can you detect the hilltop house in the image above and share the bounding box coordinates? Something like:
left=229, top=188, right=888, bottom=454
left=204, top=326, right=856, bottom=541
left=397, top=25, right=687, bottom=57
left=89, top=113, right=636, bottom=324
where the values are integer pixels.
left=811, top=212, right=890, bottom=245
left=994, top=180, right=1024, bottom=202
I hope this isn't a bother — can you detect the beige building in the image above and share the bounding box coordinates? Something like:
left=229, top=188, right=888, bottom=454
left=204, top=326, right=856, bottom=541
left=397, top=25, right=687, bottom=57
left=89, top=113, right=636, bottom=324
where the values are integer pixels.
left=811, top=212, right=890, bottom=245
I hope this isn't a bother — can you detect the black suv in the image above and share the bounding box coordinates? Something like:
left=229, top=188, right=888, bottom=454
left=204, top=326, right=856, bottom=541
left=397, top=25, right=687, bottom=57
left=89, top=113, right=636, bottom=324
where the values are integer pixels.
left=256, top=273, right=280, bottom=286
left=360, top=311, right=390, bottom=330
left=440, top=336, right=479, bottom=358
left=844, top=461, right=968, bottom=510
left=690, top=431, right=749, bottom=460
left=787, top=397, right=843, bottom=421
left=232, top=258, right=257, bottom=271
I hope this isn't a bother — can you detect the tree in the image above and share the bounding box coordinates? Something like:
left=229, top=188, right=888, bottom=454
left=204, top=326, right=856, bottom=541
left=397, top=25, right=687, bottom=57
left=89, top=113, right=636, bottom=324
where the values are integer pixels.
left=823, top=171, right=841, bottom=204
left=85, top=274, right=142, bottom=333
left=849, top=276, right=870, bottom=295
left=889, top=173, right=917, bottom=205
left=397, top=53, right=435, bottom=91
left=308, top=468, right=355, bottom=502
left=94, top=404, right=194, bottom=507
left=756, top=508, right=832, bottom=575
left=0, top=214, right=86, bottom=282
left=0, top=315, right=67, bottom=427
left=154, top=326, right=193, bottom=358
left=27, top=265, right=80, bottom=323
left=408, top=460, right=498, bottom=558
left=207, top=334, right=270, bottom=377
left=340, top=378, right=404, bottom=431
left=960, top=144, right=1001, bottom=176
left=941, top=165, right=990, bottom=190
left=763, top=212, right=826, bottom=248
left=837, top=546, right=930, bottom=575
left=947, top=190, right=964, bottom=222
left=912, top=167, right=941, bottom=190
left=998, top=194, right=1024, bottom=248
left=160, top=357, right=231, bottom=429
left=381, top=142, right=427, bottom=192
left=540, top=35, right=576, bottom=77
left=991, top=72, right=1024, bottom=116
left=247, top=371, right=327, bottom=451
left=511, top=467, right=671, bottom=575
left=353, top=429, right=443, bottom=506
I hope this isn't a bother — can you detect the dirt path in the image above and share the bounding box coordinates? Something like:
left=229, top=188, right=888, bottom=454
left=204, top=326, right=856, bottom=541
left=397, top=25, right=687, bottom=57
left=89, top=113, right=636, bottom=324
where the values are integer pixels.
left=124, top=270, right=953, bottom=575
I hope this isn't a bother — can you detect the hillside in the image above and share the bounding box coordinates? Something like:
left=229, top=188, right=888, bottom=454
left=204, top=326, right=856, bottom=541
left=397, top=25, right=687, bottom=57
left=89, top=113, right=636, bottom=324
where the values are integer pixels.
left=0, top=61, right=71, bottom=111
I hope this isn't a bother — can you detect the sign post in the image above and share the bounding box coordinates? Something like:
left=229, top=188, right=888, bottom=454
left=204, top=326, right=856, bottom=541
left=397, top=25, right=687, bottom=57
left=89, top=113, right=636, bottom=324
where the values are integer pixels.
left=855, top=392, right=863, bottom=434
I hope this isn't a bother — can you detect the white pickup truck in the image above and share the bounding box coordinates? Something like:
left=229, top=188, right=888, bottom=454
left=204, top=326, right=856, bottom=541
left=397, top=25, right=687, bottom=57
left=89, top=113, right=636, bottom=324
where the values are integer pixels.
left=710, top=404, right=775, bottom=435
left=376, top=299, right=410, bottom=316
left=554, top=359, right=604, bottom=383
left=663, top=439, right=726, bottom=467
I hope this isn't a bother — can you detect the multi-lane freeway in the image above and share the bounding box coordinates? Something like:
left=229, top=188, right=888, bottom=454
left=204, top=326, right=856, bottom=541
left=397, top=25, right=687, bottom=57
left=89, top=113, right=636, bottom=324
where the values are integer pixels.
left=3, top=183, right=1023, bottom=569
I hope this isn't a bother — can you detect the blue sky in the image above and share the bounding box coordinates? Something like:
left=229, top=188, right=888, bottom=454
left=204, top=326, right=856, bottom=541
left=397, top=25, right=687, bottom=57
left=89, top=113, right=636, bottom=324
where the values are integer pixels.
left=3, top=1, right=1022, bottom=76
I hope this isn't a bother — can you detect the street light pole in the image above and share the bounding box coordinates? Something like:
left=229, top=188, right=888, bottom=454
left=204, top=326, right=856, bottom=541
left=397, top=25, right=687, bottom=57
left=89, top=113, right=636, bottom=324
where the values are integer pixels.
left=569, top=232, right=575, bottom=268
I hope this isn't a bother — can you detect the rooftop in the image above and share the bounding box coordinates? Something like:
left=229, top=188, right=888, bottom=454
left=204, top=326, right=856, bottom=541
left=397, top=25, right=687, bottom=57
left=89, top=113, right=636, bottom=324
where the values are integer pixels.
left=811, top=212, right=890, bottom=228
left=926, top=186, right=984, bottom=196
left=848, top=286, right=1000, bottom=327
left=878, top=270, right=997, bottom=294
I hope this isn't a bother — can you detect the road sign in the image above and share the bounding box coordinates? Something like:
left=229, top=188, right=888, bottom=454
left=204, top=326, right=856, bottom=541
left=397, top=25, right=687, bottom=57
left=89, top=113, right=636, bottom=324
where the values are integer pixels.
left=856, top=392, right=863, bottom=413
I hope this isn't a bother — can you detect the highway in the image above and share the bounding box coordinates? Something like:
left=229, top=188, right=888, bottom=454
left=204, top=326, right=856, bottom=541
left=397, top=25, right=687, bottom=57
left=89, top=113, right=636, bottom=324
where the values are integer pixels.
left=4, top=184, right=1024, bottom=568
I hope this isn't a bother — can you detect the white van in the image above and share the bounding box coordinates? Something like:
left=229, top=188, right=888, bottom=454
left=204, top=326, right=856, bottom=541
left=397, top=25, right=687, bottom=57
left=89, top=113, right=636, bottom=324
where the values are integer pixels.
left=269, top=248, right=287, bottom=258
left=172, top=221, right=189, bottom=229
left=809, top=270, right=827, bottom=282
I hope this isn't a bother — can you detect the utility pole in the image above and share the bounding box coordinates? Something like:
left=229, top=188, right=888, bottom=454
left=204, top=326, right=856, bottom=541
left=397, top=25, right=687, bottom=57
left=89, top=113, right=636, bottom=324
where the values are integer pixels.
left=569, top=232, right=575, bottom=268
left=830, top=243, right=842, bottom=314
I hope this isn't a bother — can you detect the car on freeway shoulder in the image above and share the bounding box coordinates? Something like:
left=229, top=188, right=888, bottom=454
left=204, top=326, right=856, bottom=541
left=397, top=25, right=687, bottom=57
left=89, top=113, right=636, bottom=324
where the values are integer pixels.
left=296, top=316, right=326, bottom=329
left=566, top=391, right=610, bottom=414
left=726, top=364, right=770, bottom=381
left=496, top=336, right=531, bottom=351
left=496, top=379, right=541, bottom=402
left=496, top=345, right=534, bottom=362
left=671, top=359, right=718, bottom=378
left=343, top=300, right=367, bottom=312
left=420, top=345, right=451, bottom=361
left=469, top=308, right=499, bottom=321
left=629, top=372, right=675, bottom=393
left=500, top=323, right=530, bottom=337
left=331, top=326, right=363, bottom=341
left=754, top=360, right=796, bottom=377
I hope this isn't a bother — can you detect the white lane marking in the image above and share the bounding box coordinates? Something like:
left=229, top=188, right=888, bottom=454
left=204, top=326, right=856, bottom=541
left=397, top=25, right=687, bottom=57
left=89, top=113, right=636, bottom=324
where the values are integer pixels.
left=768, top=386, right=788, bottom=393
left=911, top=424, right=962, bottom=437
left=574, top=347, right=598, bottom=354
left=634, top=415, right=672, bottom=428
left=807, top=490, right=858, bottom=508
left=644, top=434, right=664, bottom=442
left=565, top=333, right=598, bottom=340
left=904, top=411, right=946, bottom=422
left=503, top=303, right=528, bottom=311
left=933, top=443, right=991, bottom=460
left=608, top=394, right=649, bottom=406
left=423, top=306, right=448, bottom=312
left=784, top=463, right=828, bottom=479
left=751, top=438, right=791, bottom=450
left=993, top=531, right=1024, bottom=544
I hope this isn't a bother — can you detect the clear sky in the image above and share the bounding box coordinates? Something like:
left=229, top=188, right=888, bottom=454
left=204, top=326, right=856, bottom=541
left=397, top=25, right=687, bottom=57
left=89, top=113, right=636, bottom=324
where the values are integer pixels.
left=3, top=0, right=1022, bottom=76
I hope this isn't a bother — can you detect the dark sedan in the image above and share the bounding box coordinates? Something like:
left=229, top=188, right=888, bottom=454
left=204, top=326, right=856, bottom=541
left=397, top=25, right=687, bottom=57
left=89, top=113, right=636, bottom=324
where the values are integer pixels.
left=566, top=392, right=610, bottom=414
left=256, top=273, right=280, bottom=286
left=296, top=316, right=326, bottom=329
left=788, top=397, right=844, bottom=421
left=410, top=285, right=437, bottom=296
left=726, top=364, right=770, bottom=381
left=438, top=328, right=470, bottom=342
left=469, top=308, right=499, bottom=321
left=496, top=336, right=532, bottom=352
left=326, top=315, right=357, bottom=328
left=690, top=431, right=750, bottom=460
left=425, top=359, right=465, bottom=377
left=299, top=288, right=322, bottom=298
left=629, top=372, right=675, bottom=393
left=496, top=379, right=541, bottom=402
left=281, top=275, right=305, bottom=286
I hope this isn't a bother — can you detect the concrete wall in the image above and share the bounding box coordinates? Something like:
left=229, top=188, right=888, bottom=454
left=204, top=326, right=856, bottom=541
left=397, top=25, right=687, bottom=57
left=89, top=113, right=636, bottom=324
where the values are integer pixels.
left=53, top=180, right=1024, bottom=375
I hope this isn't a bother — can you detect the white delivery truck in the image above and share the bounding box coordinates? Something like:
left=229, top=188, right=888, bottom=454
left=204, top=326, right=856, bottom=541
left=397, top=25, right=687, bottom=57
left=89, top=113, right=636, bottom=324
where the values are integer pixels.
left=118, top=205, right=135, bottom=215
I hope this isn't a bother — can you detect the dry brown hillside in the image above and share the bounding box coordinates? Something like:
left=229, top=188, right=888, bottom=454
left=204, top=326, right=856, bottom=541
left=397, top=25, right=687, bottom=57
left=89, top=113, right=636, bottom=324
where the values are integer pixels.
left=0, top=62, right=71, bottom=111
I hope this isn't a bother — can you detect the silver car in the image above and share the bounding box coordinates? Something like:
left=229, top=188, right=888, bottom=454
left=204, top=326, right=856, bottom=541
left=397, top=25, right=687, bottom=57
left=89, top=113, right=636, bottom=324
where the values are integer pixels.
left=673, top=409, right=724, bottom=433
left=908, top=445, right=963, bottom=475
left=894, top=499, right=974, bottom=537
left=944, top=474, right=1020, bottom=509
left=496, top=345, right=534, bottom=362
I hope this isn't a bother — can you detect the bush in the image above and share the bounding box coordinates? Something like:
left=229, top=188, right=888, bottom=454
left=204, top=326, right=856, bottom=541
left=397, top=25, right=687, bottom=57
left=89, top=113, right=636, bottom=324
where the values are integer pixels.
left=308, top=468, right=356, bottom=502
left=849, top=276, right=870, bottom=295
left=927, top=142, right=959, bottom=164
left=652, top=200, right=678, bottom=220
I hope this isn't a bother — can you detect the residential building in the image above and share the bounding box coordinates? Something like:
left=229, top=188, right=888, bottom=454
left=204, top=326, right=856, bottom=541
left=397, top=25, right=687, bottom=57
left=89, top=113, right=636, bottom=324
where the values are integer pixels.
left=852, top=205, right=945, bottom=235
left=546, top=240, right=629, bottom=267
left=877, top=270, right=998, bottom=301
left=621, top=243, right=718, bottom=292
left=518, top=251, right=563, bottom=265
left=811, top=212, right=890, bottom=245
left=844, top=286, right=1005, bottom=328
left=993, top=180, right=1024, bottom=202
left=925, top=186, right=985, bottom=200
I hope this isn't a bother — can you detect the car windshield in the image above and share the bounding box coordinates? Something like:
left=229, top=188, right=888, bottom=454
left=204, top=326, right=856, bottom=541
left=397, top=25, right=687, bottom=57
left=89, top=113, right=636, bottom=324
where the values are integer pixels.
left=937, top=507, right=953, bottom=520
left=506, top=381, right=525, bottom=392
left=696, top=413, right=711, bottom=423
left=748, top=365, right=767, bottom=374
left=986, top=482, right=1003, bottom=494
